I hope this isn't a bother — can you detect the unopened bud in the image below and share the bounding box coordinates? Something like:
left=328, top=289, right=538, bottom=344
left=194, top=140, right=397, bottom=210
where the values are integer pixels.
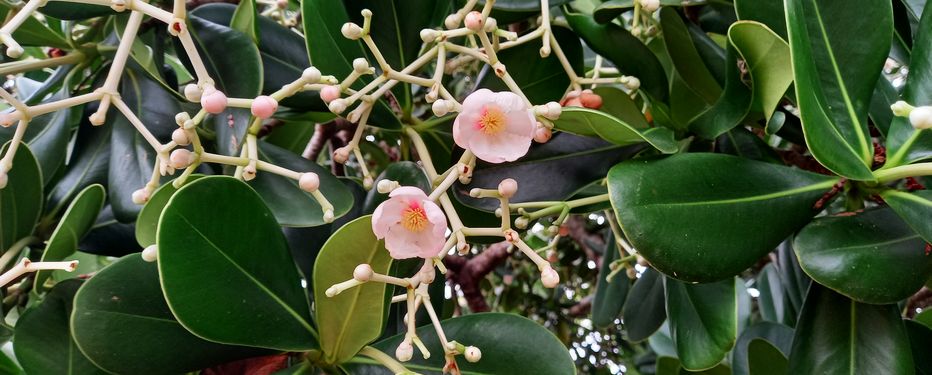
left=498, top=178, right=518, bottom=198
left=909, top=106, right=932, bottom=130
left=299, top=172, right=320, bottom=192
left=396, top=341, right=414, bottom=362
left=170, top=149, right=195, bottom=169
left=302, top=67, right=322, bottom=83
left=341, top=22, right=364, bottom=40
left=352, top=58, right=370, bottom=74
left=328, top=98, right=348, bottom=114
left=353, top=264, right=374, bottom=281
left=464, top=346, right=482, bottom=362
left=184, top=84, right=202, bottom=102
left=421, top=29, right=440, bottom=43
left=132, top=188, right=150, bottom=205
left=142, top=245, right=158, bottom=262
left=541, top=267, right=560, bottom=288
left=172, top=128, right=190, bottom=146
left=464, top=11, right=484, bottom=31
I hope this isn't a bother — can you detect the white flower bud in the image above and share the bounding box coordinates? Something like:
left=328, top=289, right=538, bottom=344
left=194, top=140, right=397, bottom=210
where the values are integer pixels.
left=464, top=346, right=482, bottom=362
left=172, top=128, right=190, bottom=146
left=170, top=149, right=195, bottom=169
left=341, top=22, right=364, bottom=40
left=432, top=99, right=452, bottom=117
left=333, top=147, right=350, bottom=164
left=541, top=267, right=560, bottom=288
left=484, top=17, right=498, bottom=32
left=444, top=14, right=460, bottom=30
left=420, top=29, right=440, bottom=43
left=624, top=76, right=641, bottom=90
left=323, top=209, right=335, bottom=223
left=174, top=112, right=191, bottom=126
left=132, top=188, right=150, bottom=205
left=891, top=100, right=915, bottom=117
left=328, top=99, right=348, bottom=114
left=142, top=245, right=158, bottom=262
left=302, top=67, right=322, bottom=83
left=299, top=172, right=320, bottom=192
left=498, top=178, right=518, bottom=198
left=6, top=45, right=23, bottom=59
left=909, top=106, right=932, bottom=130
left=514, top=216, right=529, bottom=229
left=640, top=0, right=660, bottom=12
left=396, top=341, right=414, bottom=362
left=377, top=179, right=398, bottom=194
left=352, top=58, right=370, bottom=74
left=354, top=264, right=374, bottom=281
left=184, top=83, right=202, bottom=102
left=110, top=0, right=126, bottom=12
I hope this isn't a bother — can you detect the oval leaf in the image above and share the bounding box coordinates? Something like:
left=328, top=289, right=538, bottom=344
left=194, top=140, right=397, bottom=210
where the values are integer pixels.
left=882, top=189, right=932, bottom=244
left=885, top=0, right=932, bottom=167
left=592, top=236, right=631, bottom=328
left=621, top=267, right=666, bottom=342
left=0, top=142, right=42, bottom=252
left=665, top=277, right=737, bottom=370
left=34, top=184, right=106, bottom=291
left=554, top=107, right=678, bottom=153
left=135, top=175, right=204, bottom=247
left=731, top=322, right=793, bottom=375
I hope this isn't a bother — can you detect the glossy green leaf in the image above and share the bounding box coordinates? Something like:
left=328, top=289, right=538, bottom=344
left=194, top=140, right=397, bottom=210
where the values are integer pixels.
left=882, top=189, right=932, bottom=244
left=479, top=26, right=583, bottom=104
left=71, top=254, right=269, bottom=374
left=776, top=240, right=810, bottom=327
left=608, top=153, right=839, bottom=282
left=869, top=75, right=898, bottom=138
left=661, top=8, right=721, bottom=105
left=905, top=319, right=932, bottom=375
left=250, top=142, right=354, bottom=227
left=732, top=22, right=793, bottom=123
left=0, top=5, right=69, bottom=48
left=655, top=356, right=730, bottom=375
left=593, top=0, right=689, bottom=24
left=590, top=87, right=649, bottom=129
left=231, top=0, right=259, bottom=42
left=747, top=339, right=789, bottom=375
left=553, top=107, right=678, bottom=153
left=34, top=184, right=105, bottom=291
left=621, top=267, right=666, bottom=342
left=135, top=175, right=204, bottom=248
left=158, top=176, right=317, bottom=351
left=107, top=70, right=176, bottom=222
left=756, top=264, right=786, bottom=323
left=13, top=280, right=106, bottom=375
left=734, top=0, right=786, bottom=38
left=46, top=121, right=110, bottom=219
left=665, top=277, right=737, bottom=370
left=787, top=284, right=914, bottom=374
left=347, top=313, right=575, bottom=375
left=592, top=236, right=631, bottom=329
left=785, top=0, right=891, bottom=180
left=0, top=351, right=22, bottom=375
left=716, top=127, right=783, bottom=164
left=1, top=76, right=75, bottom=182
left=794, top=207, right=931, bottom=304
left=38, top=3, right=113, bottom=20
left=565, top=8, right=668, bottom=101
left=313, top=215, right=392, bottom=364
left=885, top=0, right=932, bottom=167
left=732, top=322, right=793, bottom=375
left=302, top=0, right=400, bottom=128
left=0, top=142, right=42, bottom=252
left=689, top=42, right=750, bottom=139
left=363, top=161, right=430, bottom=214
left=455, top=132, right=645, bottom=212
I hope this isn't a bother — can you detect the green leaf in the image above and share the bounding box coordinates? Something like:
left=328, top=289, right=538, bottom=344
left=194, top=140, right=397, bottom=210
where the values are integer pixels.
left=13, top=280, right=106, bottom=375
left=479, top=26, right=583, bottom=104
left=794, top=207, right=931, bottom=304
left=755, top=264, right=786, bottom=323
left=38, top=3, right=113, bottom=20
left=747, top=339, right=789, bottom=375
left=665, top=277, right=737, bottom=370
left=593, top=0, right=690, bottom=24
left=455, top=132, right=645, bottom=212
left=553, top=107, right=678, bottom=153
left=885, top=0, right=932, bottom=167
left=655, top=356, right=730, bottom=375
left=250, top=142, right=354, bottom=227
left=882, top=189, right=932, bottom=244
left=731, top=22, right=793, bottom=123
left=302, top=0, right=400, bottom=128
left=905, top=319, right=932, bottom=375
left=716, top=127, right=783, bottom=164
left=135, top=175, right=204, bottom=248
left=348, top=313, right=576, bottom=375
left=231, top=0, right=259, bottom=43
left=734, top=0, right=786, bottom=39
left=688, top=42, right=749, bottom=138
left=608, top=153, right=839, bottom=282
left=787, top=284, right=914, bottom=374
left=565, top=8, right=668, bottom=101
left=363, top=161, right=431, bottom=214
left=785, top=0, right=891, bottom=180
left=731, top=322, right=793, bottom=375
left=0, top=142, right=42, bottom=251
left=661, top=8, right=721, bottom=105
left=313, top=215, right=393, bottom=364
left=869, top=75, right=898, bottom=137
left=72, top=254, right=270, bottom=374
left=0, top=76, right=75, bottom=181
left=621, top=267, right=666, bottom=342
left=46, top=122, right=110, bottom=219
left=592, top=236, right=631, bottom=328
left=158, top=176, right=317, bottom=351
left=33, top=184, right=105, bottom=291
left=0, top=5, right=70, bottom=48
left=0, top=351, right=22, bottom=375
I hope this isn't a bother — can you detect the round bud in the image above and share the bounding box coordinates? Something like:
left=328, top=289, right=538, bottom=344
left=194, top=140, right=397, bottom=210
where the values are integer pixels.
left=910, top=106, right=932, bottom=130
left=200, top=89, right=228, bottom=114
left=174, top=112, right=191, bottom=126
left=0, top=113, right=15, bottom=127
left=498, top=178, right=518, bottom=198
left=444, top=14, right=460, bottom=29
left=625, top=76, right=641, bottom=90
left=464, top=11, right=484, bottom=31
left=6, top=45, right=23, bottom=59
left=377, top=179, right=398, bottom=194
left=341, top=22, right=364, bottom=40
left=580, top=92, right=603, bottom=109
left=363, top=175, right=374, bottom=190
left=396, top=342, right=414, bottom=362
left=891, top=100, right=914, bottom=117
left=299, top=172, right=320, bottom=192
left=631, top=26, right=643, bottom=37
left=484, top=17, right=498, bottom=32
left=302, top=67, right=322, bottom=83
left=328, top=98, right=348, bottom=114
left=184, top=84, right=202, bottom=102
left=464, top=346, right=482, bottom=363
left=547, top=225, right=559, bottom=236
left=242, top=166, right=257, bottom=181
left=545, top=101, right=562, bottom=120
left=170, top=149, right=195, bottom=169
left=0, top=171, right=7, bottom=189
left=352, top=58, right=370, bottom=74
left=89, top=112, right=106, bottom=126
left=323, top=210, right=335, bottom=223
left=541, top=267, right=560, bottom=288
left=132, top=188, right=150, bottom=205
left=514, top=216, right=529, bottom=229
left=420, top=29, right=440, bottom=43
left=320, top=85, right=341, bottom=104
left=333, top=147, right=350, bottom=164
left=640, top=0, right=660, bottom=12
left=533, top=126, right=552, bottom=143
left=353, top=264, right=374, bottom=281
left=172, top=128, right=190, bottom=146
left=432, top=99, right=451, bottom=117
left=361, top=9, right=372, bottom=17
left=142, top=245, right=158, bottom=262
left=251, top=95, right=279, bottom=119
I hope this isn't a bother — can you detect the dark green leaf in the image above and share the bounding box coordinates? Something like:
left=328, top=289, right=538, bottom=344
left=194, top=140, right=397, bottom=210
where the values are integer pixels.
left=734, top=0, right=787, bottom=38
left=34, top=184, right=105, bottom=291
left=882, top=189, right=932, bottom=244
left=135, top=175, right=204, bottom=247
left=787, top=284, right=914, bottom=374
left=747, top=339, right=788, bottom=375
left=905, top=319, right=932, bottom=375
left=0, top=142, right=42, bottom=251
left=46, top=120, right=110, bottom=219
left=553, top=107, right=678, bottom=152
left=592, top=236, right=631, bottom=328
left=655, top=356, right=730, bottom=375
left=79, top=205, right=142, bottom=257
left=231, top=0, right=259, bottom=43
left=38, top=3, right=113, bottom=20
left=0, top=79, right=75, bottom=181
left=794, top=207, right=931, bottom=304
left=731, top=322, right=793, bottom=375
left=621, top=267, right=666, bottom=342
left=608, top=153, right=839, bottom=282
left=665, top=277, right=736, bottom=370
left=158, top=176, right=317, bottom=350
left=885, top=0, right=932, bottom=167
left=661, top=8, right=721, bottom=105
left=0, top=5, right=70, bottom=48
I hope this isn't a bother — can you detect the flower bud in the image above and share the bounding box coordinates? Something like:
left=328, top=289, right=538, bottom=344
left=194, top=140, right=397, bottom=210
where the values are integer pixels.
left=200, top=88, right=228, bottom=114
left=631, top=25, right=643, bottom=37
left=184, top=84, right=202, bottom=102
left=341, top=22, right=364, bottom=40
left=909, top=106, right=932, bottom=130
left=353, top=264, right=374, bottom=281
left=504, top=229, right=519, bottom=243
left=0, top=171, right=7, bottom=189
left=333, top=147, right=351, bottom=164
left=323, top=210, right=334, bottom=223
left=6, top=45, right=23, bottom=58
left=377, top=179, right=398, bottom=194
left=626, top=267, right=637, bottom=279
left=172, top=128, right=190, bottom=146
left=352, top=58, right=370, bottom=74
left=498, top=178, right=518, bottom=198
left=421, top=28, right=440, bottom=43
left=464, top=11, right=484, bottom=31
left=320, top=85, right=341, bottom=104
left=110, top=0, right=126, bottom=12
left=0, top=112, right=15, bottom=127
left=464, top=346, right=482, bottom=363
left=299, top=172, right=320, bottom=192
left=328, top=98, right=348, bottom=114
left=484, top=17, right=498, bottom=32
left=170, top=149, right=195, bottom=169
left=580, top=91, right=603, bottom=110
left=132, top=188, right=150, bottom=205
left=396, top=341, right=414, bottom=362
left=541, top=267, right=560, bottom=288
left=251, top=95, right=279, bottom=119
left=174, top=112, right=191, bottom=126
left=363, top=175, right=374, bottom=190
left=432, top=99, right=453, bottom=117
left=640, top=0, right=660, bottom=12
left=533, top=126, right=552, bottom=143
left=302, top=67, right=322, bottom=83
left=142, top=245, right=158, bottom=262
left=276, top=0, right=287, bottom=9
left=891, top=100, right=914, bottom=117
left=514, top=216, right=529, bottom=229
left=624, top=76, right=641, bottom=90
left=89, top=112, right=106, bottom=126
left=444, top=14, right=460, bottom=29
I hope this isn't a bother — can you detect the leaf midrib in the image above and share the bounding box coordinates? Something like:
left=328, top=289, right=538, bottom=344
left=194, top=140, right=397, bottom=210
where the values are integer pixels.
left=636, top=180, right=836, bottom=208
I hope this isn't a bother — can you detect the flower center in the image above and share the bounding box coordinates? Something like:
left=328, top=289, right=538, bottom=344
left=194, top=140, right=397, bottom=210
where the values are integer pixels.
left=475, top=105, right=506, bottom=134
left=401, top=202, right=429, bottom=232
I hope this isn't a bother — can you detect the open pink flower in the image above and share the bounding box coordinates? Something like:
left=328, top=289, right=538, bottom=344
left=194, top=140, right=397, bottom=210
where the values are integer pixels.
left=372, top=187, right=447, bottom=259
left=453, top=89, right=535, bottom=163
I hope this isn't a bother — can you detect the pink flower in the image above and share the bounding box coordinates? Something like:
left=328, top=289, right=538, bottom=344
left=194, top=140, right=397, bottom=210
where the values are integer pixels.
left=372, top=187, right=447, bottom=259
left=453, top=89, right=535, bottom=163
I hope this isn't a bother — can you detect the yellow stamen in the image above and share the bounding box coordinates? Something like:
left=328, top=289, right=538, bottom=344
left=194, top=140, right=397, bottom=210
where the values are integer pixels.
left=402, top=204, right=429, bottom=232
left=476, top=105, right=506, bottom=134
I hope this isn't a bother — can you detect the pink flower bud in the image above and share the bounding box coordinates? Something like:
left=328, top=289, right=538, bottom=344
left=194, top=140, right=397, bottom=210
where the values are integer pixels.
left=464, top=11, right=484, bottom=31
left=0, top=113, right=15, bottom=127
left=396, top=341, right=414, bottom=362
left=320, top=85, right=341, bottom=103
left=541, top=267, right=559, bottom=288
left=299, top=172, right=320, bottom=192
left=170, top=149, right=195, bottom=169
left=142, top=245, right=158, bottom=262
left=132, top=188, right=150, bottom=205
left=353, top=264, right=374, bottom=281
left=172, top=128, right=190, bottom=146
left=498, top=178, right=518, bottom=198
left=333, top=147, right=350, bottom=164
left=251, top=95, right=278, bottom=119
left=200, top=89, right=228, bottom=114
left=534, top=126, right=552, bottom=143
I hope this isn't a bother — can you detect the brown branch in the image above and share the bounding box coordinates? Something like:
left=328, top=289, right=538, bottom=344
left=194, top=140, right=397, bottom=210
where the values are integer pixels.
left=443, top=242, right=511, bottom=312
